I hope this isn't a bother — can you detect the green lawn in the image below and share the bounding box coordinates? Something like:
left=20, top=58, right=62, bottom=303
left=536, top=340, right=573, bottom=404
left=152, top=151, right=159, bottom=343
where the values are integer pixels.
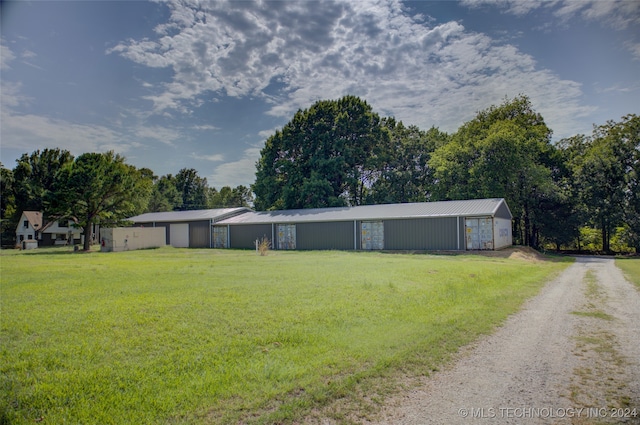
left=1, top=247, right=569, bottom=424
left=616, top=257, right=640, bottom=289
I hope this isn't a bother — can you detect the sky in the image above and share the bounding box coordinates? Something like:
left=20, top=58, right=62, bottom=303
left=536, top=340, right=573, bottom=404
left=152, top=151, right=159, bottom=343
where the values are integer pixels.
left=1, top=0, right=639, bottom=190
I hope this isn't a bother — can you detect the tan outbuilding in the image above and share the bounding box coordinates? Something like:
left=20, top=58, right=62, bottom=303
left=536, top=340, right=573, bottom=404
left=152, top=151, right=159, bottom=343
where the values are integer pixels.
left=99, top=227, right=166, bottom=252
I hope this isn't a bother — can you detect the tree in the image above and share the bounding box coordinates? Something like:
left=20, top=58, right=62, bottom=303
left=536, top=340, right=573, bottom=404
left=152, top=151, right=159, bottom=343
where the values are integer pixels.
left=572, top=115, right=639, bottom=252
left=147, top=174, right=181, bottom=212
left=253, top=96, right=389, bottom=210
left=369, top=120, right=445, bottom=204
left=12, top=148, right=74, bottom=214
left=174, top=168, right=208, bottom=210
left=209, top=185, right=253, bottom=208
left=47, top=152, right=150, bottom=251
left=429, top=95, right=556, bottom=247
left=1, top=163, right=16, bottom=246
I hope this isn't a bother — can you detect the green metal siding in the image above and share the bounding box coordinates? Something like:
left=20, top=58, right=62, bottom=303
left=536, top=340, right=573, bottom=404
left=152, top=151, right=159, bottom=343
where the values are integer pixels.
left=384, top=217, right=459, bottom=250
left=189, top=220, right=210, bottom=248
left=296, top=221, right=355, bottom=250
left=229, top=224, right=273, bottom=249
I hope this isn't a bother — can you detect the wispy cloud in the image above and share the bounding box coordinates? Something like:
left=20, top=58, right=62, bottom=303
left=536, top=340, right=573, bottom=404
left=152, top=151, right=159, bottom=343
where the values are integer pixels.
left=1, top=40, right=16, bottom=70
left=461, top=0, right=640, bottom=28
left=196, top=153, right=224, bottom=162
left=0, top=109, right=130, bottom=155
left=132, top=125, right=182, bottom=146
left=208, top=147, right=261, bottom=188
left=461, top=0, right=640, bottom=60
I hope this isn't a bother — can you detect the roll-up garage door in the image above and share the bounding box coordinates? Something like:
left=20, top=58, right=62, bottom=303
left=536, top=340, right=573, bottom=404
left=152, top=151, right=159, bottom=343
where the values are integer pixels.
left=170, top=223, right=189, bottom=248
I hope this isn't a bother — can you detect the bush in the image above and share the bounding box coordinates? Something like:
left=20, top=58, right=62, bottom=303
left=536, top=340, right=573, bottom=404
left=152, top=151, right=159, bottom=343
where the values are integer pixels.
left=258, top=236, right=271, bottom=256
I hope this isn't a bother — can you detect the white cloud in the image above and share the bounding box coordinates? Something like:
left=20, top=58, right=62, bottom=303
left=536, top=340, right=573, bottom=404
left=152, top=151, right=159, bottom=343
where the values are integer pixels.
left=0, top=109, right=131, bottom=156
left=258, top=127, right=280, bottom=139
left=193, top=124, right=219, bottom=131
left=1, top=81, right=30, bottom=108
left=626, top=41, right=640, bottom=61
left=462, top=0, right=640, bottom=29
left=21, top=49, right=36, bottom=59
left=1, top=40, right=16, bottom=70
left=461, top=0, right=550, bottom=17
left=197, top=153, right=224, bottom=162
left=108, top=0, right=593, bottom=139
left=132, top=125, right=181, bottom=146
left=207, top=147, right=261, bottom=189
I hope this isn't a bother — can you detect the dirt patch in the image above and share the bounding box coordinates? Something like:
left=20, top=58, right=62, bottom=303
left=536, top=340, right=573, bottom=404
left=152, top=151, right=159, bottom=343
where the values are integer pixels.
left=473, top=245, right=550, bottom=262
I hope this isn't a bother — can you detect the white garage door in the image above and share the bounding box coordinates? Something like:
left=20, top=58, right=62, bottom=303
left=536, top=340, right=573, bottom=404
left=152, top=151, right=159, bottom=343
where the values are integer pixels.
left=170, top=223, right=189, bottom=248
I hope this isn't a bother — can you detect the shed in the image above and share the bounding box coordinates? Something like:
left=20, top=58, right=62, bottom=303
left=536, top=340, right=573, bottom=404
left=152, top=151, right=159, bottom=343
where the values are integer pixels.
left=100, top=227, right=166, bottom=252
left=127, top=208, right=251, bottom=248
left=214, top=198, right=512, bottom=251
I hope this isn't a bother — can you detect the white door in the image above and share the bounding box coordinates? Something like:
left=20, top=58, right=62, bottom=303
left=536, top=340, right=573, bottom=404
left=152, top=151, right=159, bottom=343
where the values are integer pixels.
left=170, top=223, right=189, bottom=248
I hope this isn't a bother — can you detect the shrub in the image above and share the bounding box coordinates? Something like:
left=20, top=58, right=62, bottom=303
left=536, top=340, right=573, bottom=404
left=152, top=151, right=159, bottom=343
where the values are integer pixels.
left=258, top=236, right=271, bottom=256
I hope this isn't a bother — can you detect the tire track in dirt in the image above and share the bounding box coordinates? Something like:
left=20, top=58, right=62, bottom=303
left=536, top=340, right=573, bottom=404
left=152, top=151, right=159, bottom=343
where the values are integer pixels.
left=371, top=257, right=640, bottom=425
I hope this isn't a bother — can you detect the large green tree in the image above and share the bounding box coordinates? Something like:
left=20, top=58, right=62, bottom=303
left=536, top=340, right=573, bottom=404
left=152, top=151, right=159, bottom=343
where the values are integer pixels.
left=209, top=185, right=253, bottom=208
left=47, top=152, right=151, bottom=251
left=1, top=163, right=16, bottom=246
left=12, top=148, right=74, bottom=214
left=569, top=114, right=639, bottom=252
left=147, top=174, right=182, bottom=212
left=368, top=120, right=446, bottom=204
left=253, top=96, right=389, bottom=210
left=429, top=95, right=556, bottom=247
left=174, top=168, right=208, bottom=210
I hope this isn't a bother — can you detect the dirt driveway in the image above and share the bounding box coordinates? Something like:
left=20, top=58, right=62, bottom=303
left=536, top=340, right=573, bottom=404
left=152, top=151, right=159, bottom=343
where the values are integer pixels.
left=372, top=257, right=640, bottom=424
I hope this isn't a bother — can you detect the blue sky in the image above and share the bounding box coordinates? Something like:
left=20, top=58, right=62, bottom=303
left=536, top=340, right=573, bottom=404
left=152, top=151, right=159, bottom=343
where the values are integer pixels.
left=1, top=0, right=638, bottom=189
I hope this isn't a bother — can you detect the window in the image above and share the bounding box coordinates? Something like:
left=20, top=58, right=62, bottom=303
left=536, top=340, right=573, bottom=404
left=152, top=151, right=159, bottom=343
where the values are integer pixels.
left=27, top=234, right=33, bottom=240
left=23, top=220, right=29, bottom=228
left=58, top=220, right=68, bottom=228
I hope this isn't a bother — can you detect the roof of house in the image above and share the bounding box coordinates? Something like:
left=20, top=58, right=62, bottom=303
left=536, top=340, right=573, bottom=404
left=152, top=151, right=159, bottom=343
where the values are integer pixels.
left=216, top=198, right=512, bottom=225
left=127, top=207, right=251, bottom=224
left=21, top=211, right=43, bottom=229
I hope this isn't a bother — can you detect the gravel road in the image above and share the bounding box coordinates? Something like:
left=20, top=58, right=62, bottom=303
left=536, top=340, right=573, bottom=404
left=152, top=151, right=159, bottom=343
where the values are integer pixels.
left=372, top=256, right=640, bottom=425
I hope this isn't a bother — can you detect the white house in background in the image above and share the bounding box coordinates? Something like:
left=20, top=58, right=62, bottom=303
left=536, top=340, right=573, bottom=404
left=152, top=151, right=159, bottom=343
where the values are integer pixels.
left=15, top=211, right=42, bottom=249
left=15, top=211, right=82, bottom=248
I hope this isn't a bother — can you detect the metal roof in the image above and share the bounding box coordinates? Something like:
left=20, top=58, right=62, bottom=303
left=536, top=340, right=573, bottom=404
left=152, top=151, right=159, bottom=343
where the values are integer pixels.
left=128, top=207, right=251, bottom=223
left=216, top=198, right=511, bottom=225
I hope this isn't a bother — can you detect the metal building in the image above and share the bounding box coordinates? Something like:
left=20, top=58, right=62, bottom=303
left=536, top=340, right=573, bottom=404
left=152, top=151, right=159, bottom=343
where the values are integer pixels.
left=214, top=198, right=512, bottom=251
left=127, top=208, right=250, bottom=248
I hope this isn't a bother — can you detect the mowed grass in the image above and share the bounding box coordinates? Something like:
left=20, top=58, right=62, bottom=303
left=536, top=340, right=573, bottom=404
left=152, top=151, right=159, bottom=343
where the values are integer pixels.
left=1, top=247, right=569, bottom=424
left=616, top=257, right=640, bottom=289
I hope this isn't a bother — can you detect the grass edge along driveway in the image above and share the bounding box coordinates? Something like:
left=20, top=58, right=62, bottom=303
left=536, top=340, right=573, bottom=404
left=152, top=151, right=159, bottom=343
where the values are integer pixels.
left=1, top=247, right=571, bottom=424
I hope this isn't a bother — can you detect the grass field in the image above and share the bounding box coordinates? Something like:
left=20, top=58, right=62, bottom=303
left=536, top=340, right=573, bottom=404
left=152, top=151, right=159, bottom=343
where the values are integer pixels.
left=1, top=247, right=569, bottom=424
left=616, top=257, right=640, bottom=289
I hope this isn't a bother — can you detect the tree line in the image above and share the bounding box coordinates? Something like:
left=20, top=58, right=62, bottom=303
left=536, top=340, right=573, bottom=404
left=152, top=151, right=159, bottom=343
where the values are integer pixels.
left=253, top=95, right=639, bottom=253
left=1, top=94, right=638, bottom=252
left=1, top=153, right=252, bottom=250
